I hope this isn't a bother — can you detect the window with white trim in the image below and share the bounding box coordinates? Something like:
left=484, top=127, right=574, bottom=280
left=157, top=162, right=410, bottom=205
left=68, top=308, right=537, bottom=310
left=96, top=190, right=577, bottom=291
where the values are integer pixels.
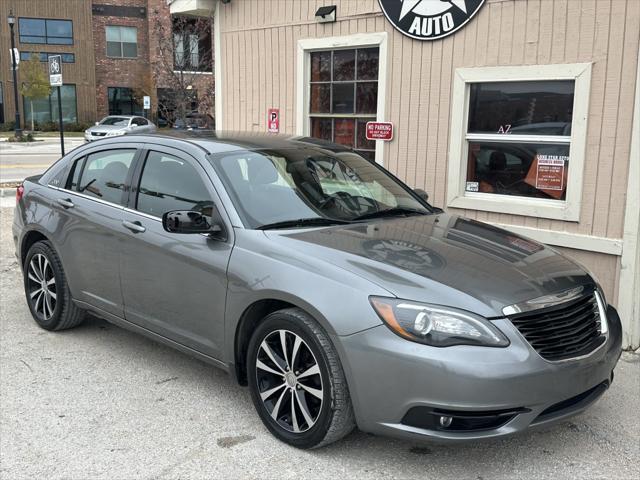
left=308, top=48, right=379, bottom=161
left=297, top=33, right=388, bottom=165
left=447, top=64, right=592, bottom=221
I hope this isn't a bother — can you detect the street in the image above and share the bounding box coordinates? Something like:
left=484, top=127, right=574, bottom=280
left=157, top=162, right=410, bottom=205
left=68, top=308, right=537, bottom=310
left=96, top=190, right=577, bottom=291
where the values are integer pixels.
left=0, top=138, right=85, bottom=184
left=0, top=206, right=638, bottom=480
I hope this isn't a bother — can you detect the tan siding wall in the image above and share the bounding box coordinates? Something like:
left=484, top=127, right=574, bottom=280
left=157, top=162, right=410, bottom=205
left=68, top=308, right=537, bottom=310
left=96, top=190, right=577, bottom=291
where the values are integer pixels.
left=0, top=0, right=97, bottom=123
left=218, top=0, right=640, bottom=303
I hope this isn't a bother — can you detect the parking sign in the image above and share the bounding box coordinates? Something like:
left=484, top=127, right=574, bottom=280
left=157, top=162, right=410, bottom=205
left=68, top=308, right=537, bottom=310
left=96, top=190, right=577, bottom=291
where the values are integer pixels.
left=268, top=108, right=279, bottom=133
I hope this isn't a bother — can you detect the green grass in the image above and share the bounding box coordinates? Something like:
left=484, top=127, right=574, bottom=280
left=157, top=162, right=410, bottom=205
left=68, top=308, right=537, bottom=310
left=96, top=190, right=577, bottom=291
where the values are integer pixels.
left=0, top=131, right=85, bottom=138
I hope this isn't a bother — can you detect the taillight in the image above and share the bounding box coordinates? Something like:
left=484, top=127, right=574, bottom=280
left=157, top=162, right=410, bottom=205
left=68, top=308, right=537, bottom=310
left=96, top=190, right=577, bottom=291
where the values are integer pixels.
left=16, top=184, right=24, bottom=204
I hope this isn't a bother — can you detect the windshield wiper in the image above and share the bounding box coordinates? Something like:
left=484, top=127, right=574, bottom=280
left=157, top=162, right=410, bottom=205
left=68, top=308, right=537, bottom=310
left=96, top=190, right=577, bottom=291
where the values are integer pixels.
left=352, top=207, right=428, bottom=221
left=256, top=217, right=351, bottom=230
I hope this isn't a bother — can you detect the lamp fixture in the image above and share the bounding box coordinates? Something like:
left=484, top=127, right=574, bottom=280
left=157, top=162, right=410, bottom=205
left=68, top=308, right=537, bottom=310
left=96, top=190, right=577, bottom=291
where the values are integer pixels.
left=315, top=5, right=336, bottom=24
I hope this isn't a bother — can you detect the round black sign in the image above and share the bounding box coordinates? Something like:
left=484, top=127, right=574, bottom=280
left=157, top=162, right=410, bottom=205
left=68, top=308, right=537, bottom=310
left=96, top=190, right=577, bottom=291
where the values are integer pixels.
left=378, top=0, right=486, bottom=41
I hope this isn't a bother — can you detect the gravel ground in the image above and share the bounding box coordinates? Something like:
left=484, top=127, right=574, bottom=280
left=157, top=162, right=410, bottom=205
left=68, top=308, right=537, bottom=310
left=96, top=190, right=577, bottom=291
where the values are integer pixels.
left=1, top=206, right=639, bottom=480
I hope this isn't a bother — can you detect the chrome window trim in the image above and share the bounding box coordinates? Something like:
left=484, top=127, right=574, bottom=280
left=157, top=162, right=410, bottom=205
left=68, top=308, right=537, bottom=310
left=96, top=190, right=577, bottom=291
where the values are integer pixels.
left=47, top=184, right=126, bottom=210
left=122, top=207, right=161, bottom=223
left=502, top=286, right=585, bottom=316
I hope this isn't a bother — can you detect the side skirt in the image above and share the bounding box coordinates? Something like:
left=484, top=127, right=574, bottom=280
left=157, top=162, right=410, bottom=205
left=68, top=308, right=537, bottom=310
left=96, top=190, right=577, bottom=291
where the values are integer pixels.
left=73, top=299, right=230, bottom=373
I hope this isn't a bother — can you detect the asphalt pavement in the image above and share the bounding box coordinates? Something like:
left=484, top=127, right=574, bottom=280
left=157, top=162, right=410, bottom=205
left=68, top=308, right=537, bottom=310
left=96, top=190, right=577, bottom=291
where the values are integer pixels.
left=0, top=206, right=639, bottom=480
left=0, top=138, right=85, bottom=183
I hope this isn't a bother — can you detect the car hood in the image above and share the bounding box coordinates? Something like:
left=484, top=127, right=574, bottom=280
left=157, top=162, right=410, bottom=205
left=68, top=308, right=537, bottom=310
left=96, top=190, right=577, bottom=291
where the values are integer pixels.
left=266, top=213, right=593, bottom=318
left=87, top=125, right=129, bottom=132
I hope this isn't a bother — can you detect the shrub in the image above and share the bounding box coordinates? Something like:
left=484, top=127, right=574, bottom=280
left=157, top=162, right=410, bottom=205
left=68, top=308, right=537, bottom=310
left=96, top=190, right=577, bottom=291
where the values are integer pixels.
left=7, top=133, right=35, bottom=142
left=0, top=121, right=16, bottom=132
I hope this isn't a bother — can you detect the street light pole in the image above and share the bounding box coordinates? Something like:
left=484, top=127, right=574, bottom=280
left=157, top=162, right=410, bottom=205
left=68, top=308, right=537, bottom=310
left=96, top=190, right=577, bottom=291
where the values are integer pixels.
left=8, top=10, right=23, bottom=137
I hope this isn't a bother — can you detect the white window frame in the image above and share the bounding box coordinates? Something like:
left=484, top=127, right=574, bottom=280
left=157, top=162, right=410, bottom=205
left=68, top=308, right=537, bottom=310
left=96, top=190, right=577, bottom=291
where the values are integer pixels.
left=447, top=63, right=592, bottom=221
left=296, top=33, right=388, bottom=165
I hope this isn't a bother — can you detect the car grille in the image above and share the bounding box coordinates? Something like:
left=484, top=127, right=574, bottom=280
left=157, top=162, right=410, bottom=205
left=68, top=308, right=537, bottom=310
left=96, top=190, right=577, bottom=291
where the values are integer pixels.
left=507, top=289, right=604, bottom=361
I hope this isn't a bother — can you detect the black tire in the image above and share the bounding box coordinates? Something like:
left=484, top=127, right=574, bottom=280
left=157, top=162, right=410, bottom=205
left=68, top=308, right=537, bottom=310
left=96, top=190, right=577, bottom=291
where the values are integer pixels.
left=247, top=308, right=355, bottom=449
left=23, top=240, right=85, bottom=331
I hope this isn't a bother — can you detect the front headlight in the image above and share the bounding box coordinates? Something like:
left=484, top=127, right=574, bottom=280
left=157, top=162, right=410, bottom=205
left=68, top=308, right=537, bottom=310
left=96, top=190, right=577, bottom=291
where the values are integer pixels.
left=370, top=297, right=509, bottom=347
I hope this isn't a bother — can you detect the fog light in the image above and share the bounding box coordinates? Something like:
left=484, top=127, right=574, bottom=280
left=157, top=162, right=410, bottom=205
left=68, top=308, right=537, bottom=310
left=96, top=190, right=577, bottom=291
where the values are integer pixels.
left=439, top=415, right=453, bottom=428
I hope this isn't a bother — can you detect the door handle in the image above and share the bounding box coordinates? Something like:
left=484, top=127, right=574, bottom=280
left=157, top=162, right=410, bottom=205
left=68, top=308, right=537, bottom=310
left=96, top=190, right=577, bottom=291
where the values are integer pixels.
left=122, top=220, right=146, bottom=233
left=56, top=198, right=74, bottom=209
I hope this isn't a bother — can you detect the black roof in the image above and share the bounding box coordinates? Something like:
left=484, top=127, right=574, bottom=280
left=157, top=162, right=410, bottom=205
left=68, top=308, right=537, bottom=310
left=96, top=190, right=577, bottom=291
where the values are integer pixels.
left=145, top=130, right=352, bottom=155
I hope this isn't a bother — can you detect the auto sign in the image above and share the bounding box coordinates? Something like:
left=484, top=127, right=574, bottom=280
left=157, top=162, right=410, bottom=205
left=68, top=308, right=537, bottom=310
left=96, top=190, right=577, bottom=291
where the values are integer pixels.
left=378, top=0, right=486, bottom=41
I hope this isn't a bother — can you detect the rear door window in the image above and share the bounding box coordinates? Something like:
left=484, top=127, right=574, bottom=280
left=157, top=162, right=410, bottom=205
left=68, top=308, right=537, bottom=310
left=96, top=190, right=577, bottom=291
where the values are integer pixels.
left=74, top=149, right=136, bottom=205
left=136, top=150, right=213, bottom=217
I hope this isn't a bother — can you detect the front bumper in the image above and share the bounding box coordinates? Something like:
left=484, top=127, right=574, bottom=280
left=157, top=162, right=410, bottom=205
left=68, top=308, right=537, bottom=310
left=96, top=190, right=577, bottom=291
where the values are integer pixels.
left=336, top=305, right=622, bottom=442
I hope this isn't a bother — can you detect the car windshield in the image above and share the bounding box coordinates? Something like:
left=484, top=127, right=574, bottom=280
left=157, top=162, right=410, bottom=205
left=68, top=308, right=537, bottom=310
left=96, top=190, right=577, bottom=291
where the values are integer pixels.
left=100, top=117, right=129, bottom=126
left=211, top=148, right=432, bottom=228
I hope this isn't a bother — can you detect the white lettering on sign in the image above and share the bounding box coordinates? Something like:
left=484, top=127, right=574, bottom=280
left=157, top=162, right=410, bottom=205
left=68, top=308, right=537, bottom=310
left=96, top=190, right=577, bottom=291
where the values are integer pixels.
left=366, top=122, right=394, bottom=141
left=535, top=154, right=567, bottom=191
left=497, top=124, right=512, bottom=134
left=408, top=12, right=455, bottom=36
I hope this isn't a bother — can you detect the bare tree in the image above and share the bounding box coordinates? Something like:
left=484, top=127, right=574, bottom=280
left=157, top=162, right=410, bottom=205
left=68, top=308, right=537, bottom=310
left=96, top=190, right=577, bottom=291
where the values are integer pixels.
left=151, top=12, right=215, bottom=127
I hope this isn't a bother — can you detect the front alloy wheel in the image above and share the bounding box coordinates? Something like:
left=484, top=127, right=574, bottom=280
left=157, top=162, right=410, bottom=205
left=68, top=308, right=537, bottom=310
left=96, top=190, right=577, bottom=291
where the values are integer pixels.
left=247, top=308, right=355, bottom=448
left=256, top=329, right=323, bottom=433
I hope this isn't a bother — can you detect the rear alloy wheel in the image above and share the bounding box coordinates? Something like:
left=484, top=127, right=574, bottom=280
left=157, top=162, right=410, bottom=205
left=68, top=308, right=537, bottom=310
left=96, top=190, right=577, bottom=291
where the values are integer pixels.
left=23, top=241, right=85, bottom=331
left=247, top=308, right=355, bottom=449
left=26, top=253, right=57, bottom=321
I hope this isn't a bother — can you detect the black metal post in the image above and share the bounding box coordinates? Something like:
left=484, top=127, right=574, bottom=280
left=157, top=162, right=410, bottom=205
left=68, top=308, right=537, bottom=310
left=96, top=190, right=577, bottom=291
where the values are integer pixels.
left=57, top=86, right=65, bottom=156
left=8, top=20, right=22, bottom=137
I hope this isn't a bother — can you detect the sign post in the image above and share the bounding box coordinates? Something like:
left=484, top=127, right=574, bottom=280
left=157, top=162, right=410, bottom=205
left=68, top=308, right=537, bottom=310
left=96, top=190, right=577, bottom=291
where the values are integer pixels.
left=143, top=95, right=151, bottom=119
left=48, top=55, right=64, bottom=155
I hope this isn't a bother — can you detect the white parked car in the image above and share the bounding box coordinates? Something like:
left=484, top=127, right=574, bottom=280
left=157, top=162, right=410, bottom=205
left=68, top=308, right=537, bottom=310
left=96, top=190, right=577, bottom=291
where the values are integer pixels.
left=85, top=115, right=156, bottom=142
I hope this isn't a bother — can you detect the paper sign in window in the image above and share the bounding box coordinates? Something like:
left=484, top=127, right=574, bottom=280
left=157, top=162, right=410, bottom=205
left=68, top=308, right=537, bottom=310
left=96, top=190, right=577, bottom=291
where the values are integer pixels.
left=525, top=154, right=568, bottom=199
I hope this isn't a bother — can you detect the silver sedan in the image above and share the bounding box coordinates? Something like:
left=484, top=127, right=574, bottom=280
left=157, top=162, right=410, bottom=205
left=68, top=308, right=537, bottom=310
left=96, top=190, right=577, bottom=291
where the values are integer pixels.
left=84, top=115, right=156, bottom=142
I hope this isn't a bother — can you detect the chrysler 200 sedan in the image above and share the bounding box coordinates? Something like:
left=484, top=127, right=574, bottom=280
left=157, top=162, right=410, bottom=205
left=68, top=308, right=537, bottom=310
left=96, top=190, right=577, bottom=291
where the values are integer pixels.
left=13, top=132, right=622, bottom=449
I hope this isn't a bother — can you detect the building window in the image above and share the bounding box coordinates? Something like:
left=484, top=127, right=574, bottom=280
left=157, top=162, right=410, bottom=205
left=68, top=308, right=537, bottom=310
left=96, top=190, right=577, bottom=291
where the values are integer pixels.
left=447, top=64, right=592, bottom=221
left=172, top=17, right=212, bottom=72
left=23, top=84, right=78, bottom=125
left=19, top=18, right=73, bottom=45
left=307, top=48, right=379, bottom=161
left=297, top=33, right=388, bottom=165
left=108, top=87, right=142, bottom=116
left=20, top=52, right=75, bottom=63
left=106, top=26, right=137, bottom=58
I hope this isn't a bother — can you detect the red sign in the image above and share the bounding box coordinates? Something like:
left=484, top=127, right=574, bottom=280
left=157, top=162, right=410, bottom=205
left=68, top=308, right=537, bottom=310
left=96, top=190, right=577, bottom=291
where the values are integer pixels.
left=267, top=108, right=279, bottom=133
left=366, top=122, right=393, bottom=141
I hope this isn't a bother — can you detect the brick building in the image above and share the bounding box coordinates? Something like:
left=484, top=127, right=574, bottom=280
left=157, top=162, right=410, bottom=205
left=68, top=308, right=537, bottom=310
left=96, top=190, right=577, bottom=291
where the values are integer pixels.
left=92, top=1, right=152, bottom=118
left=0, top=0, right=215, bottom=125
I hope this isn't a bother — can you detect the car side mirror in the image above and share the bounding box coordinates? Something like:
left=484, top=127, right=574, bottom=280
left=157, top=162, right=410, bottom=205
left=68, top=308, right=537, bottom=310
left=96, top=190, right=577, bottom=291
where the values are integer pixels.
left=162, top=210, right=223, bottom=236
left=414, top=188, right=429, bottom=203
left=95, top=122, right=100, bottom=126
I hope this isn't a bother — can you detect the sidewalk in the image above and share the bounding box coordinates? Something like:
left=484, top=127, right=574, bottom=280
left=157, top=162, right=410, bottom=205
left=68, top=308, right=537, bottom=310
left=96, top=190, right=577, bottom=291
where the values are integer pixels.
left=0, top=137, right=86, bottom=155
